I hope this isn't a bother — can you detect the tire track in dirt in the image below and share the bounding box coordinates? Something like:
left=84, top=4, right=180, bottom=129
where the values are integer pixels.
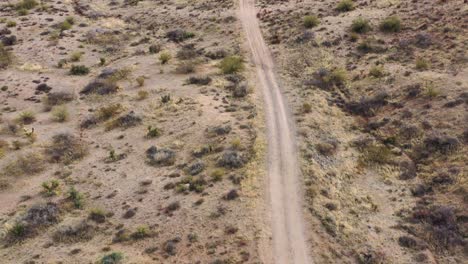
left=239, top=1, right=311, bottom=263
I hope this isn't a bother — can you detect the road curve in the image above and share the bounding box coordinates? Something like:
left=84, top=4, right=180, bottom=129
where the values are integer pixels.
left=239, top=1, right=311, bottom=263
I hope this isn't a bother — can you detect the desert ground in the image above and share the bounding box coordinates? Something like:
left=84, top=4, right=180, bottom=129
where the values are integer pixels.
left=0, top=0, right=466, bottom=264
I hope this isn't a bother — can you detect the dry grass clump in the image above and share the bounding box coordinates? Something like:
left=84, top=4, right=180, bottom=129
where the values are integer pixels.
left=0, top=43, right=13, bottom=69
left=219, top=56, right=244, bottom=74
left=43, top=91, right=74, bottom=111
left=303, top=15, right=319, bottom=28
left=16, top=111, right=36, bottom=125
left=51, top=106, right=69, bottom=122
left=2, top=152, right=45, bottom=177
left=44, top=133, right=88, bottom=164
left=52, top=220, right=95, bottom=244
left=105, top=111, right=142, bottom=131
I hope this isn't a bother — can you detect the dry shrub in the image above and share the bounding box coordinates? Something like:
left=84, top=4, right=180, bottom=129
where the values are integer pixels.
left=44, top=133, right=87, bottom=164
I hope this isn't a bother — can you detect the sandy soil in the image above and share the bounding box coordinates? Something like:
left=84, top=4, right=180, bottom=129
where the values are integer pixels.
left=239, top=0, right=311, bottom=263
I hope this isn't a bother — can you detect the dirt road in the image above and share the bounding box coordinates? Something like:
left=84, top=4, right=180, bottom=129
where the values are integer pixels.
left=239, top=1, right=311, bottom=263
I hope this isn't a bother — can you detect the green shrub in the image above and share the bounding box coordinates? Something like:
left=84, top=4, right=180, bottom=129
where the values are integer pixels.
left=336, top=0, right=354, bottom=12
left=219, top=56, right=244, bottom=74
left=59, top=20, right=72, bottom=31
left=100, top=252, right=123, bottom=264
left=41, top=180, right=60, bottom=196
left=146, top=126, right=161, bottom=138
left=303, top=15, right=319, bottom=28
left=68, top=187, right=84, bottom=209
left=7, top=222, right=27, bottom=241
left=379, top=16, right=401, bottom=32
left=131, top=226, right=149, bottom=240
left=70, top=65, right=90, bottom=75
left=159, top=51, right=171, bottom=64
left=351, top=18, right=371, bottom=33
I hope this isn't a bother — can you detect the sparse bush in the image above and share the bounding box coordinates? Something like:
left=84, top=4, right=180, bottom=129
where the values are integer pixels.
left=380, top=16, right=401, bottom=32
left=70, top=65, right=90, bottom=75
left=351, top=18, right=371, bottom=33
left=136, top=76, right=145, bottom=87
left=176, top=45, right=198, bottom=60
left=161, top=94, right=171, bottom=103
left=166, top=29, right=195, bottom=42
left=159, top=51, right=171, bottom=64
left=70, top=51, right=82, bottom=62
left=96, top=104, right=123, bottom=121
left=81, top=79, right=118, bottom=95
left=58, top=20, right=72, bottom=31
left=146, top=146, right=176, bottom=166
left=0, top=44, right=12, bottom=69
left=369, top=65, right=385, bottom=78
left=105, top=111, right=142, bottom=130
left=7, top=223, right=27, bottom=242
left=301, top=103, right=312, bottom=113
left=2, top=152, right=44, bottom=177
left=43, top=91, right=74, bottom=111
left=51, top=106, right=68, bottom=122
left=41, top=180, right=60, bottom=197
left=52, top=221, right=95, bottom=243
left=137, top=90, right=149, bottom=100
left=131, top=226, right=149, bottom=240
left=16, top=111, right=36, bottom=124
left=336, top=0, right=354, bottom=12
left=361, top=144, right=392, bottom=165
left=219, top=56, right=244, bottom=74
left=89, top=209, right=106, bottom=223
left=100, top=252, right=123, bottom=264
left=16, top=0, right=38, bottom=10
left=308, top=68, right=347, bottom=90
left=303, top=15, right=319, bottom=28
left=175, top=62, right=195, bottom=74
left=6, top=21, right=17, bottom=28
left=345, top=91, right=389, bottom=117
left=424, top=82, right=440, bottom=98
left=187, top=76, right=212, bottom=85
left=149, top=44, right=161, bottom=54
left=146, top=126, right=161, bottom=138
left=68, top=187, right=84, bottom=209
left=415, top=58, right=429, bottom=70
left=211, top=169, right=225, bottom=182
left=45, top=133, right=88, bottom=164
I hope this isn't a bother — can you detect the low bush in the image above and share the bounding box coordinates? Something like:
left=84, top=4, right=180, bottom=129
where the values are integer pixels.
left=51, top=106, right=68, bottom=122
left=0, top=44, right=12, bottom=69
left=45, top=133, right=88, bottom=164
left=380, top=16, right=401, bottom=32
left=41, top=180, right=60, bottom=197
left=303, top=15, right=319, bottom=28
left=351, top=18, right=371, bottom=33
left=219, top=56, right=244, bottom=74
left=16, top=111, right=36, bottom=124
left=2, top=152, right=45, bottom=177
left=100, top=252, right=123, bottom=264
left=336, top=0, right=354, bottom=12
left=159, top=51, right=171, bottom=64
left=415, top=58, right=429, bottom=70
left=16, top=0, right=38, bottom=10
left=70, top=65, right=90, bottom=75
